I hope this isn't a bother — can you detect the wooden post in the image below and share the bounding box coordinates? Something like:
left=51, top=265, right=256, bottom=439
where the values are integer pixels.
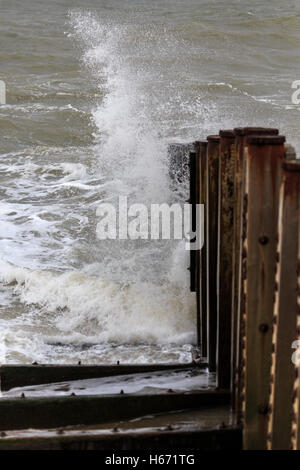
left=168, top=143, right=194, bottom=188
left=196, top=141, right=208, bottom=356
left=232, top=127, right=279, bottom=421
left=242, top=135, right=285, bottom=450
left=206, top=136, right=220, bottom=372
left=194, top=143, right=201, bottom=348
left=292, top=205, right=300, bottom=450
left=285, top=144, right=296, bottom=161
left=267, top=159, right=300, bottom=450
left=189, top=151, right=197, bottom=292
left=217, top=130, right=235, bottom=390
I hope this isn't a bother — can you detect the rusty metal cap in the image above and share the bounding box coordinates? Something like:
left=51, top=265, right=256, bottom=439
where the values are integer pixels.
left=234, top=127, right=279, bottom=136
left=207, top=135, right=220, bottom=142
left=246, top=135, right=286, bottom=146
left=219, top=130, right=235, bottom=138
left=282, top=160, right=300, bottom=172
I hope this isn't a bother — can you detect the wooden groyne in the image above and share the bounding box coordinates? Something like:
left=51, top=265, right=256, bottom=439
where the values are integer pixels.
left=0, top=129, right=299, bottom=451
left=185, top=128, right=300, bottom=450
left=0, top=363, right=198, bottom=392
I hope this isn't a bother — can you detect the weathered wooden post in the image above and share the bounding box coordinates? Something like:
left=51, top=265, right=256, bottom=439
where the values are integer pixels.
left=168, top=143, right=194, bottom=188
left=242, top=135, right=285, bottom=450
left=292, top=202, right=300, bottom=450
left=189, top=150, right=197, bottom=293
left=194, top=143, right=201, bottom=348
left=196, top=141, right=208, bottom=356
left=267, top=159, right=300, bottom=450
left=206, top=135, right=220, bottom=372
left=232, top=127, right=279, bottom=420
left=285, top=144, right=296, bottom=161
left=217, top=130, right=235, bottom=390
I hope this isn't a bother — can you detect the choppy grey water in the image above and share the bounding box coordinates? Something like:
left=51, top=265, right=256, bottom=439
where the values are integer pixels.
left=0, top=0, right=300, bottom=364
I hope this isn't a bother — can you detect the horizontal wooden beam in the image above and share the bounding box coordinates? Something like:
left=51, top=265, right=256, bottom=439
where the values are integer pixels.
left=0, top=390, right=230, bottom=431
left=0, top=426, right=242, bottom=451
left=0, top=363, right=204, bottom=392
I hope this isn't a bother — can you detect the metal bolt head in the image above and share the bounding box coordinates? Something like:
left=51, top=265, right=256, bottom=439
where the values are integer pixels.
left=258, top=404, right=270, bottom=415
left=259, top=236, right=269, bottom=245
left=259, top=323, right=269, bottom=333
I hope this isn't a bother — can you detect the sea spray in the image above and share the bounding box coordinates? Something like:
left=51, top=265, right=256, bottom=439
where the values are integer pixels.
left=69, top=11, right=171, bottom=204
left=0, top=9, right=202, bottom=363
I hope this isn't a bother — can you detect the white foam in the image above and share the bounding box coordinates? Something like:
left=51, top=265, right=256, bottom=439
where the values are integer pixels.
left=0, top=259, right=196, bottom=346
left=3, top=369, right=213, bottom=397
left=60, top=162, right=87, bottom=182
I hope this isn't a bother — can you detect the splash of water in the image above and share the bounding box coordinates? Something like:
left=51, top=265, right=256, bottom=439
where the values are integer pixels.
left=0, top=11, right=196, bottom=363
left=70, top=11, right=171, bottom=203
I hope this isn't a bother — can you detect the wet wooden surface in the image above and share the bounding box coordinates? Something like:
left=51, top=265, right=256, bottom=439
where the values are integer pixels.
left=0, top=405, right=241, bottom=450
left=242, top=136, right=285, bottom=450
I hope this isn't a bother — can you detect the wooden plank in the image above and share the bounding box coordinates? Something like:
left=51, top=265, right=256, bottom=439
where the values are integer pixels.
left=196, top=141, right=208, bottom=356
left=189, top=150, right=197, bottom=292
left=0, top=363, right=198, bottom=392
left=290, top=162, right=300, bottom=451
left=285, top=144, right=296, bottom=161
left=0, top=426, right=242, bottom=451
left=232, top=127, right=279, bottom=422
left=242, top=135, right=285, bottom=450
left=194, top=143, right=201, bottom=348
left=217, top=130, right=235, bottom=390
left=296, top=209, right=300, bottom=451
left=206, top=136, right=220, bottom=372
left=267, top=160, right=300, bottom=449
left=0, top=390, right=230, bottom=431
left=168, top=142, right=194, bottom=187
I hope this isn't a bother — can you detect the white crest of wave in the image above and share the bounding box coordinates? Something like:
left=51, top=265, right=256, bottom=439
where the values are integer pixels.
left=0, top=259, right=196, bottom=345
